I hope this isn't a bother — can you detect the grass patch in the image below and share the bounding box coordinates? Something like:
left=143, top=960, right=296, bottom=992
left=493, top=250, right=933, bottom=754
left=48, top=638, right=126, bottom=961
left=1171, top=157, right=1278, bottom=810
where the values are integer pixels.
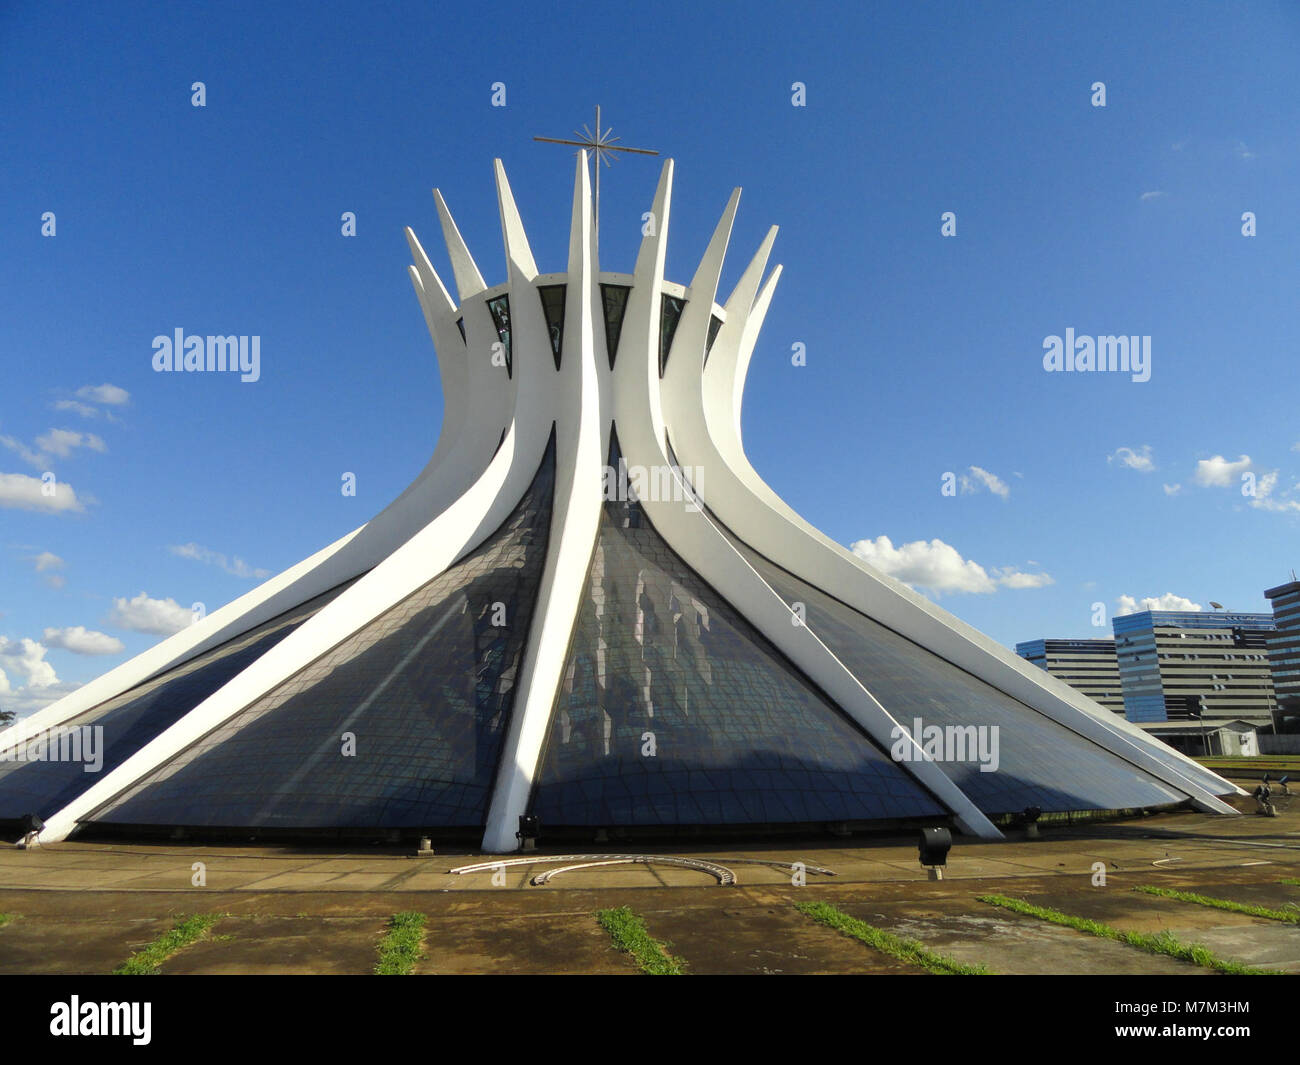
left=796, top=901, right=992, bottom=975
left=1135, top=885, right=1300, bottom=923
left=113, top=913, right=222, bottom=975
left=1280, top=878, right=1300, bottom=887
left=374, top=911, right=427, bottom=975
left=0, top=913, right=13, bottom=929
left=977, top=894, right=1278, bottom=975
left=596, top=906, right=684, bottom=975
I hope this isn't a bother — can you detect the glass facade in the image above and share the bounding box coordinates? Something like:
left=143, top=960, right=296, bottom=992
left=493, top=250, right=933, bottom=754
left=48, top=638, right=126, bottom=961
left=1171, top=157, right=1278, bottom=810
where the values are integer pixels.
left=658, top=293, right=686, bottom=376
left=537, top=284, right=566, bottom=370
left=528, top=431, right=945, bottom=828
left=88, top=433, right=557, bottom=830
left=486, top=294, right=512, bottom=377
left=0, top=583, right=353, bottom=823
left=718, top=532, right=1185, bottom=814
left=704, top=314, right=723, bottom=363
left=599, top=284, right=631, bottom=368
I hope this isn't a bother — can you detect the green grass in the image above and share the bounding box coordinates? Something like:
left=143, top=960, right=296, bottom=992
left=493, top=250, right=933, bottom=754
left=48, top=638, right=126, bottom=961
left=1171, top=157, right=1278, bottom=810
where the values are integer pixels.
left=1280, top=878, right=1300, bottom=887
left=1198, top=756, right=1300, bottom=771
left=1135, top=885, right=1300, bottom=923
left=977, top=894, right=1278, bottom=975
left=596, top=906, right=684, bottom=975
left=374, top=911, right=427, bottom=975
left=796, top=901, right=993, bottom=975
left=113, top=913, right=222, bottom=975
left=0, top=913, right=13, bottom=929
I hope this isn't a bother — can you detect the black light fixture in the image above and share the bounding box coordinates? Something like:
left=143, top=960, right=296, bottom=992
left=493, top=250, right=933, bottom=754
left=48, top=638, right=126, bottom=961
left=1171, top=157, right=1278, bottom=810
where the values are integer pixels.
left=516, top=813, right=540, bottom=851
left=1022, top=805, right=1042, bottom=838
left=918, top=826, right=951, bottom=879
left=19, top=813, right=44, bottom=849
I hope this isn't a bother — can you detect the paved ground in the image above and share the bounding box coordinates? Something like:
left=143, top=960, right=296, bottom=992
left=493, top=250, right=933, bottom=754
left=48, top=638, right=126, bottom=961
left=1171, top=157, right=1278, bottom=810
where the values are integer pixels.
left=3, top=785, right=1300, bottom=974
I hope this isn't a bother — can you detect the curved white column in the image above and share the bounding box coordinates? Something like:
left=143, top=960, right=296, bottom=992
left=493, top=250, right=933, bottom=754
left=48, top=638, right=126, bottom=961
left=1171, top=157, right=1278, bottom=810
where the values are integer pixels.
left=18, top=151, right=1241, bottom=847
left=660, top=201, right=1239, bottom=812
left=481, top=152, right=608, bottom=853
left=610, top=161, right=1001, bottom=839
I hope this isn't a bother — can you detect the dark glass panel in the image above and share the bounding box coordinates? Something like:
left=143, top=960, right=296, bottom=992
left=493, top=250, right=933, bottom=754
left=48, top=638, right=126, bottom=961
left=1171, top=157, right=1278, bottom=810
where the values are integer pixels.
left=528, top=430, right=944, bottom=828
left=456, top=317, right=466, bottom=343
left=658, top=294, right=686, bottom=376
left=720, top=535, right=1185, bottom=815
left=537, top=285, right=565, bottom=371
left=599, top=284, right=631, bottom=369
left=486, top=295, right=512, bottom=378
left=89, top=433, right=557, bottom=830
left=703, top=314, right=723, bottom=364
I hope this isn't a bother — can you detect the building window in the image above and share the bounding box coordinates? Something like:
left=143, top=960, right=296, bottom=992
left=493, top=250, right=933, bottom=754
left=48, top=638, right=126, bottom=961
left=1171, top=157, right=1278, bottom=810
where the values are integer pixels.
left=600, top=284, right=631, bottom=369
left=487, top=295, right=512, bottom=378
left=659, top=293, right=686, bottom=376
left=538, top=285, right=566, bottom=370
left=704, top=314, right=724, bottom=364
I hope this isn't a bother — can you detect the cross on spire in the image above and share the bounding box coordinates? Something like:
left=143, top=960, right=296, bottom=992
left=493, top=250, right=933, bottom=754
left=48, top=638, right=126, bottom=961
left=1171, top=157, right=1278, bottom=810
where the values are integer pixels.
left=534, top=106, right=659, bottom=242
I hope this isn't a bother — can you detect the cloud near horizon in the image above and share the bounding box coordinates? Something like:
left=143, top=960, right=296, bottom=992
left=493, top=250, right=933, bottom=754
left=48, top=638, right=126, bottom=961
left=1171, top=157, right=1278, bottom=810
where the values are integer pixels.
left=850, top=535, right=1052, bottom=595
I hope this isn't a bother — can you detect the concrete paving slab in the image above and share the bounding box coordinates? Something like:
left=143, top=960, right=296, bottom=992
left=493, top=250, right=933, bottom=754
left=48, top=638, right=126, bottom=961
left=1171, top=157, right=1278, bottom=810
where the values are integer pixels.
left=642, top=904, right=925, bottom=974
left=835, top=903, right=1202, bottom=976
left=418, top=912, right=639, bottom=975
left=162, top=916, right=383, bottom=975
left=0, top=915, right=171, bottom=975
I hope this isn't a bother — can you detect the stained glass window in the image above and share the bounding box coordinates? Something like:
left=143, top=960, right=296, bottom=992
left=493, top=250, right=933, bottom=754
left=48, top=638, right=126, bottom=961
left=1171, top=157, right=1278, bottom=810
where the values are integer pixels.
left=528, top=430, right=944, bottom=828
left=88, top=433, right=557, bottom=831
left=486, top=294, right=512, bottom=377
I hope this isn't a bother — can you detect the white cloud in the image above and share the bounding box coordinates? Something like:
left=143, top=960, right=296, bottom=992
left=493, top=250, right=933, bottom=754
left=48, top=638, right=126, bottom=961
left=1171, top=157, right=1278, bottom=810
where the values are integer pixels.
left=1194, top=454, right=1253, bottom=487
left=0, top=472, right=84, bottom=514
left=35, top=428, right=105, bottom=459
left=106, top=592, right=192, bottom=635
left=993, top=568, right=1055, bottom=590
left=1109, top=445, right=1155, bottom=472
left=2, top=428, right=106, bottom=468
left=0, top=435, right=44, bottom=467
left=1251, top=490, right=1300, bottom=514
left=52, top=399, right=100, bottom=419
left=959, top=466, right=1010, bottom=500
left=0, top=678, right=81, bottom=719
left=26, top=550, right=66, bottom=588
left=1189, top=454, right=1300, bottom=513
left=849, top=535, right=1050, bottom=595
left=169, top=542, right=270, bottom=580
left=1141, top=190, right=1167, bottom=201
left=1236, top=141, right=1256, bottom=161
left=1116, top=593, right=1202, bottom=615
left=1162, top=483, right=1182, bottom=496
left=0, top=636, right=58, bottom=688
left=75, top=383, right=130, bottom=406
left=42, top=625, right=125, bottom=655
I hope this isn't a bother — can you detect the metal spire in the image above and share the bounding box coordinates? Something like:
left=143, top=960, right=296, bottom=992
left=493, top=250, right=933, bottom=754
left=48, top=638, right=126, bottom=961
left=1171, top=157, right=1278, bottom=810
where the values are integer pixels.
left=534, top=106, right=659, bottom=243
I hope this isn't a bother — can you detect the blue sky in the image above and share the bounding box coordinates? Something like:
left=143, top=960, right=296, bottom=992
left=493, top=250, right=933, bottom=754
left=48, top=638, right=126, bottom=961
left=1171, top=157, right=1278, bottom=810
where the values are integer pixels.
left=1, top=1, right=1298, bottom=717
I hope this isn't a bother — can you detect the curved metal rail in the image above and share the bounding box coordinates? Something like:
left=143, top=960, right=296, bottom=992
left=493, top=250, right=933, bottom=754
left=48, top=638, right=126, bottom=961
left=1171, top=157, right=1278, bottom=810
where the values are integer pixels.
left=531, top=856, right=737, bottom=886
left=449, top=853, right=838, bottom=887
